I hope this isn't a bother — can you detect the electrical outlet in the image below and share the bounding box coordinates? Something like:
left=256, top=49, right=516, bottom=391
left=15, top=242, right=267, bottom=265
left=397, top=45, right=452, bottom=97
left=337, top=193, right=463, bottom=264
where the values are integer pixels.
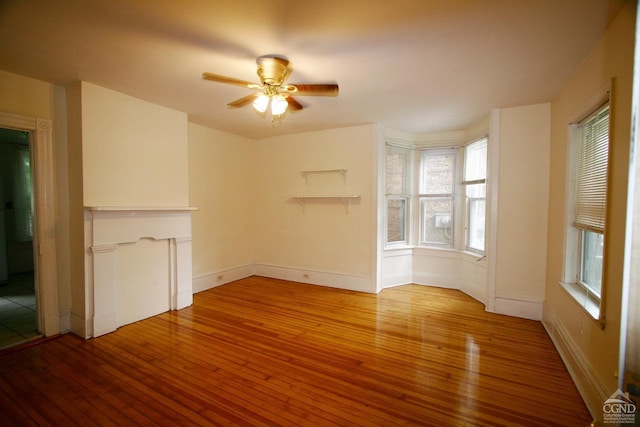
left=303, top=274, right=309, bottom=279
left=217, top=275, right=223, bottom=281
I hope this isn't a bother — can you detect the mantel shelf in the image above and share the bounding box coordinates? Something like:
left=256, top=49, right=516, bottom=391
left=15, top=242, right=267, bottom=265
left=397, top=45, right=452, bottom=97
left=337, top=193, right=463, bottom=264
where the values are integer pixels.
left=291, top=195, right=360, bottom=213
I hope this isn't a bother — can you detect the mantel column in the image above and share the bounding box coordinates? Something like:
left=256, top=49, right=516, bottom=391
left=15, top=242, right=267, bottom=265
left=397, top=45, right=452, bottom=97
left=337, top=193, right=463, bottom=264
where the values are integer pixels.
left=91, top=244, right=119, bottom=337
left=173, top=236, right=194, bottom=310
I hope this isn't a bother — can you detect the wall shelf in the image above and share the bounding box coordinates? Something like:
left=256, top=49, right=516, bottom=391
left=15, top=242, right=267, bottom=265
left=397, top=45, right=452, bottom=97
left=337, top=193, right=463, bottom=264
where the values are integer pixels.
left=85, top=206, right=198, bottom=212
left=292, top=195, right=360, bottom=213
left=301, top=169, right=347, bottom=185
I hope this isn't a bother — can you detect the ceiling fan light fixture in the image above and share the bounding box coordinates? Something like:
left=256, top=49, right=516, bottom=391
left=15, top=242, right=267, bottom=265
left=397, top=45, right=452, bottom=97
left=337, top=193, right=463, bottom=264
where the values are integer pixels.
left=203, top=55, right=339, bottom=122
left=271, top=94, right=288, bottom=116
left=252, top=93, right=270, bottom=113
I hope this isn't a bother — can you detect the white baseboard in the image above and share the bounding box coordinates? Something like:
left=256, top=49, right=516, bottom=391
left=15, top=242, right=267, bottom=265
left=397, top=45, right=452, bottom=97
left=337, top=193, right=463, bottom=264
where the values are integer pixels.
left=412, top=273, right=459, bottom=290
left=193, top=263, right=373, bottom=293
left=70, top=312, right=91, bottom=339
left=254, top=263, right=375, bottom=293
left=192, top=264, right=255, bottom=293
left=461, top=282, right=487, bottom=306
left=58, top=308, right=71, bottom=334
left=542, top=313, right=608, bottom=421
left=491, top=295, right=543, bottom=320
left=380, top=273, right=413, bottom=290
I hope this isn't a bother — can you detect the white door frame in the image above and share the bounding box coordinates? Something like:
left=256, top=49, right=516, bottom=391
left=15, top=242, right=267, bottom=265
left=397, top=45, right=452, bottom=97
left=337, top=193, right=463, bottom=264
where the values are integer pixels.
left=0, top=111, right=59, bottom=337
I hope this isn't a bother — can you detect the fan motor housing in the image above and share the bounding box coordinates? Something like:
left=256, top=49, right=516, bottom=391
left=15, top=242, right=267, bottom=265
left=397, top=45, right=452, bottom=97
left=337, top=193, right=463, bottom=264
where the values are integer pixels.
left=256, top=56, right=291, bottom=86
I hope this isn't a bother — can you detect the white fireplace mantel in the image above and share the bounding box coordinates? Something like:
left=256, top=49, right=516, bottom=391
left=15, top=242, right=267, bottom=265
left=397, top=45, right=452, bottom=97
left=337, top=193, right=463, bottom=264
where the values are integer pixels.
left=84, top=206, right=197, bottom=337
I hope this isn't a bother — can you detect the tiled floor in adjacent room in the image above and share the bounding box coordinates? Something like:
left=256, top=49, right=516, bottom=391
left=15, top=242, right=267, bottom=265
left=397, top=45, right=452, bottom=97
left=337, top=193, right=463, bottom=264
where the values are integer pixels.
left=0, top=272, right=40, bottom=350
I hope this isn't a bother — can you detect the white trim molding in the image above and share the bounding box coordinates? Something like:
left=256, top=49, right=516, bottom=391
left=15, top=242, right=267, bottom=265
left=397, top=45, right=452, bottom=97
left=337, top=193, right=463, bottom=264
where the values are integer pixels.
left=486, top=108, right=501, bottom=313
left=192, top=264, right=256, bottom=293
left=491, top=294, right=544, bottom=321
left=0, top=112, right=60, bottom=337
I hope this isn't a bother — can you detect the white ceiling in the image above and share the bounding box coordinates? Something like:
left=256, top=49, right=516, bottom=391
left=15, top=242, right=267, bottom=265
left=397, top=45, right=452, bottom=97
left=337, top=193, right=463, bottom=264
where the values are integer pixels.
left=0, top=0, right=628, bottom=139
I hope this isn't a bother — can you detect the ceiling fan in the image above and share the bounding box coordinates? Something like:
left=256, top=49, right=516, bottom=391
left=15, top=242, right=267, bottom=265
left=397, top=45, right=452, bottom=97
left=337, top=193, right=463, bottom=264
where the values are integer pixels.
left=202, top=55, right=339, bottom=120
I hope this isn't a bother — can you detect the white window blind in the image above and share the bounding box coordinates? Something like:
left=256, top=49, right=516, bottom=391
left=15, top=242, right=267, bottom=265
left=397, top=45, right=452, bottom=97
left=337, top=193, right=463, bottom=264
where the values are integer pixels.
left=463, top=137, right=487, bottom=184
left=574, top=104, right=610, bottom=234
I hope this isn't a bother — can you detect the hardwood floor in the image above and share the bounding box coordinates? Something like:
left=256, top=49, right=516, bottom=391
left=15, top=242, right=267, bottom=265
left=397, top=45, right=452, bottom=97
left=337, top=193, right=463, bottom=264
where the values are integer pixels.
left=0, top=276, right=591, bottom=426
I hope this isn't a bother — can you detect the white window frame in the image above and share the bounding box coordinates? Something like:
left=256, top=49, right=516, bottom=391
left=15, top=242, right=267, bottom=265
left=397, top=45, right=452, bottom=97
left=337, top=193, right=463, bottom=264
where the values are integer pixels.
left=384, top=142, right=413, bottom=247
left=417, top=148, right=457, bottom=248
left=561, top=96, right=610, bottom=323
left=463, top=137, right=488, bottom=254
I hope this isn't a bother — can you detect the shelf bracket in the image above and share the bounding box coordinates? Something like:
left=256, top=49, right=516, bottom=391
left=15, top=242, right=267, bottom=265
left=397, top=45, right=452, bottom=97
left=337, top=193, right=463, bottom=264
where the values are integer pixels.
left=340, top=197, right=351, bottom=213
left=296, top=197, right=306, bottom=213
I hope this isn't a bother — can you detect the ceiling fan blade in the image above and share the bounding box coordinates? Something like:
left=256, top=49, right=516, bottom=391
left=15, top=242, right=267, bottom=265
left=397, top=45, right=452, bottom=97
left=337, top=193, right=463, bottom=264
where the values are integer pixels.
left=290, top=83, right=339, bottom=96
left=202, top=72, right=261, bottom=89
left=227, top=93, right=258, bottom=108
left=285, top=95, right=303, bottom=111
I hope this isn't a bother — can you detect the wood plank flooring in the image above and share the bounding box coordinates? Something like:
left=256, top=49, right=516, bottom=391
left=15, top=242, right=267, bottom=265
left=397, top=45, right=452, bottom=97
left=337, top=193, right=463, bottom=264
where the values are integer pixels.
left=0, top=276, right=592, bottom=426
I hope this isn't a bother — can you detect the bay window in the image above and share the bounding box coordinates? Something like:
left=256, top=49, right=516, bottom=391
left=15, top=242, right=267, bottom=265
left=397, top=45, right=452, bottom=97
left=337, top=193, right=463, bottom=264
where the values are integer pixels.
left=384, top=137, right=488, bottom=255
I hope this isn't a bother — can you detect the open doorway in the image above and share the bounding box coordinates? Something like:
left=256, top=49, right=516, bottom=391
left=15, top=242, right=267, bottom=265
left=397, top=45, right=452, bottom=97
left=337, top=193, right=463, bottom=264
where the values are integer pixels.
left=0, top=127, right=40, bottom=349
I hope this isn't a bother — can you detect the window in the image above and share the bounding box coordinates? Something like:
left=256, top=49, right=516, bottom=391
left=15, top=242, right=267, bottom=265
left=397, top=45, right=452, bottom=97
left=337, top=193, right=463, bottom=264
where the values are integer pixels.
left=580, top=230, right=604, bottom=296
left=418, top=149, right=456, bottom=247
left=463, top=138, right=487, bottom=253
left=385, top=144, right=411, bottom=245
left=563, top=102, right=610, bottom=320
left=575, top=104, right=609, bottom=298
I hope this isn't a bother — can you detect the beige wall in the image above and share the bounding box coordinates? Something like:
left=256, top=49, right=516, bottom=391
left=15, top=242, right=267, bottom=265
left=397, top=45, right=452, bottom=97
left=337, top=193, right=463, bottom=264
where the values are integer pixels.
left=65, top=82, right=86, bottom=331
left=80, top=82, right=189, bottom=207
left=0, top=69, right=54, bottom=120
left=494, top=103, right=550, bottom=302
left=465, top=115, right=490, bottom=142
left=254, top=125, right=378, bottom=291
left=188, top=123, right=379, bottom=293
left=52, top=84, right=71, bottom=332
left=188, top=123, right=256, bottom=290
left=0, top=70, right=72, bottom=331
left=544, top=0, right=635, bottom=415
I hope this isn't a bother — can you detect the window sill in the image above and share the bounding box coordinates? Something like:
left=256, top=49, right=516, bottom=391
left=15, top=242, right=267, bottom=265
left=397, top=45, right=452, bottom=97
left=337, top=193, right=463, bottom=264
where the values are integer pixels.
left=461, top=250, right=485, bottom=261
left=385, top=245, right=485, bottom=259
left=413, top=246, right=457, bottom=255
left=384, top=243, right=413, bottom=250
left=383, top=245, right=414, bottom=257
left=558, top=280, right=601, bottom=320
left=383, top=245, right=487, bottom=266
